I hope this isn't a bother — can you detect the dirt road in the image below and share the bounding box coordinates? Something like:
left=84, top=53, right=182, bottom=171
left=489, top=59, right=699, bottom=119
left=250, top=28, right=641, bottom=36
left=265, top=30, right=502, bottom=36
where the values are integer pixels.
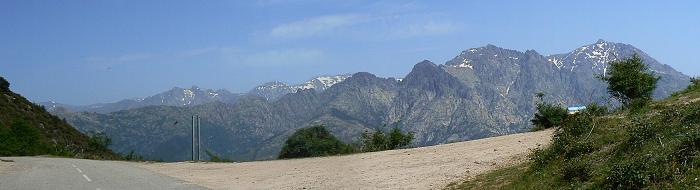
left=140, top=129, right=554, bottom=190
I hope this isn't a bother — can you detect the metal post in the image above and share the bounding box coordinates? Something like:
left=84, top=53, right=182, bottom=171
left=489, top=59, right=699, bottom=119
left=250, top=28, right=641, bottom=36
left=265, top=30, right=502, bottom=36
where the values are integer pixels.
left=197, top=116, right=201, bottom=161
left=192, top=115, right=195, bottom=161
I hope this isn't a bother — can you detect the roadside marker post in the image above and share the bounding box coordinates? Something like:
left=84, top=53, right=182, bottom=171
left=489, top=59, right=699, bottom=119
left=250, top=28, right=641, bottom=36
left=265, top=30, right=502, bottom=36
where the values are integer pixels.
left=192, top=115, right=202, bottom=161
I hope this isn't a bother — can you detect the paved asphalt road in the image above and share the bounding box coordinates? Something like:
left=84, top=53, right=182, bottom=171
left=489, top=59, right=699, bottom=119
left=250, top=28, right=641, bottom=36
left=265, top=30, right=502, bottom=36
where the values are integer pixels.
left=0, top=157, right=207, bottom=190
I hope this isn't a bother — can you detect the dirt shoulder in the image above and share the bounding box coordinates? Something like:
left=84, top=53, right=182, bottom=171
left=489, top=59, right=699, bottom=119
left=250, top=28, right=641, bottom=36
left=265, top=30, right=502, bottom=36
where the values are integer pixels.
left=139, top=129, right=554, bottom=190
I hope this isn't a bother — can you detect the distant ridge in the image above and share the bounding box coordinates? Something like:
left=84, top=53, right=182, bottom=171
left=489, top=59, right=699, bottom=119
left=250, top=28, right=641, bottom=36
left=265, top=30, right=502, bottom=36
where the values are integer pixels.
left=53, top=40, right=690, bottom=161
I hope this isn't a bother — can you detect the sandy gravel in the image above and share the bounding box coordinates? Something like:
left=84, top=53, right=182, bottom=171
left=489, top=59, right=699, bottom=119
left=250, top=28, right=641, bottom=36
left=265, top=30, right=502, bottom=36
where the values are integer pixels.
left=0, top=158, right=17, bottom=174
left=140, top=129, right=554, bottom=190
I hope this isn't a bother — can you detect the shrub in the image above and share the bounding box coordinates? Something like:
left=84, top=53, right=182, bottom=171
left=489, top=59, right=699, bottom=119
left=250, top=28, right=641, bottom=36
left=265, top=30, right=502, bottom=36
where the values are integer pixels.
left=529, top=147, right=558, bottom=169
left=561, top=158, right=591, bottom=182
left=672, top=131, right=700, bottom=172
left=0, top=124, right=13, bottom=155
left=278, top=125, right=352, bottom=159
left=122, top=150, right=145, bottom=161
left=605, top=160, right=651, bottom=189
left=0, top=76, right=9, bottom=92
left=686, top=77, right=700, bottom=92
left=361, top=127, right=414, bottom=152
left=87, top=131, right=112, bottom=152
left=564, top=141, right=594, bottom=159
left=361, top=129, right=388, bottom=152
left=599, top=54, right=660, bottom=108
left=205, top=150, right=233, bottom=162
left=626, top=118, right=656, bottom=149
left=559, top=114, right=593, bottom=138
left=387, top=128, right=414, bottom=149
left=531, top=102, right=568, bottom=131
left=583, top=103, right=608, bottom=117
left=0, top=121, right=44, bottom=156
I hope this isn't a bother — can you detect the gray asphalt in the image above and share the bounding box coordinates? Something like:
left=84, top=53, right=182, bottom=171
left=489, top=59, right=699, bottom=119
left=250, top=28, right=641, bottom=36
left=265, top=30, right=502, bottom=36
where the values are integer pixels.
left=0, top=157, right=207, bottom=190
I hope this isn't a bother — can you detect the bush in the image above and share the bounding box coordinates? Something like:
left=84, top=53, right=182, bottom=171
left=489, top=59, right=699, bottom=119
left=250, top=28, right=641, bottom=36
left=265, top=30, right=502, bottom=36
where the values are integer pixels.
left=205, top=150, right=233, bottom=162
left=122, top=150, right=145, bottom=161
left=605, top=160, right=651, bottom=189
left=87, top=131, right=111, bottom=152
left=564, top=141, right=594, bottom=159
left=0, top=76, right=9, bottom=92
left=361, top=127, right=414, bottom=152
left=278, top=125, right=352, bottom=159
left=561, top=158, right=591, bottom=182
left=582, top=103, right=608, bottom=117
left=0, top=121, right=44, bottom=156
left=531, top=103, right=568, bottom=131
left=361, top=129, right=388, bottom=152
left=625, top=118, right=656, bottom=150
left=388, top=128, right=414, bottom=149
left=599, top=54, right=660, bottom=108
left=686, top=77, right=700, bottom=92
left=672, top=131, right=700, bottom=172
left=529, top=147, right=558, bottom=169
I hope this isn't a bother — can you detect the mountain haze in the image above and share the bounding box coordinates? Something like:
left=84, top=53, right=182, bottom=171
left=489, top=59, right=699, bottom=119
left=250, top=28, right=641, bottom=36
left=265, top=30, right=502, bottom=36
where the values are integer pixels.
left=42, top=86, right=241, bottom=114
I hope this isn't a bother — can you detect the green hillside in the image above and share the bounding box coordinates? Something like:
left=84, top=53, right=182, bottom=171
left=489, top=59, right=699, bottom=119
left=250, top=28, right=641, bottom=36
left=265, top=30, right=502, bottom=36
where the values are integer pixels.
left=0, top=76, right=117, bottom=159
left=448, top=80, right=700, bottom=189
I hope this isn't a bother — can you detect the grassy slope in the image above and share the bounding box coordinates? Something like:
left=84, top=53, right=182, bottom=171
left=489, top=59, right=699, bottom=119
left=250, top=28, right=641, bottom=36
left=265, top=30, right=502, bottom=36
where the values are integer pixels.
left=0, top=85, right=118, bottom=159
left=448, top=85, right=700, bottom=189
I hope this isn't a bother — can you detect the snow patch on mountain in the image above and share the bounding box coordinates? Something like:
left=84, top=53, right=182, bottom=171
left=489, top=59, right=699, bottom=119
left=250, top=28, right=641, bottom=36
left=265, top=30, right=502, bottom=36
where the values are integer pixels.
left=547, top=39, right=623, bottom=75
left=249, top=74, right=353, bottom=100
left=451, top=58, right=473, bottom=69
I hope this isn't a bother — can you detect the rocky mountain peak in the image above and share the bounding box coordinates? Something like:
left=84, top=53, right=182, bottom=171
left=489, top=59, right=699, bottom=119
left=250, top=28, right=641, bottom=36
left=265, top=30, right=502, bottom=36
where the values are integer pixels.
left=412, top=59, right=434, bottom=67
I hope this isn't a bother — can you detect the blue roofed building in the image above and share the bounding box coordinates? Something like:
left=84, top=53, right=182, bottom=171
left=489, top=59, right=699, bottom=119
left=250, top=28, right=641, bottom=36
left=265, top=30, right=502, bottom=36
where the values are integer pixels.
left=567, top=105, right=587, bottom=114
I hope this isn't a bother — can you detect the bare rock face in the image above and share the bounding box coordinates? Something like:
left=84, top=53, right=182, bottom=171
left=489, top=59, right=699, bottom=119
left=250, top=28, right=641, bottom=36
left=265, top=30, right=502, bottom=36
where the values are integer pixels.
left=55, top=40, right=690, bottom=161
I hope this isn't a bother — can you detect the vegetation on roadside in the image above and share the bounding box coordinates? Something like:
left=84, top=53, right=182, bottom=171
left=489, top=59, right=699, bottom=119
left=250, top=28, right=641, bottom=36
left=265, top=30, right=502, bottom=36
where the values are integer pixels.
left=599, top=54, right=660, bottom=109
left=448, top=56, right=700, bottom=189
left=205, top=150, right=235, bottom=162
left=360, top=127, right=414, bottom=152
left=0, top=76, right=118, bottom=159
left=278, top=125, right=415, bottom=159
left=0, top=120, right=44, bottom=156
left=278, top=125, right=354, bottom=159
left=530, top=93, right=568, bottom=131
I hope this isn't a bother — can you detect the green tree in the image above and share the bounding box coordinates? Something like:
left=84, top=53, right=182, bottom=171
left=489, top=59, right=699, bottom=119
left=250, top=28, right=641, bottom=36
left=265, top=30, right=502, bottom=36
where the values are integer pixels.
left=0, top=121, right=44, bottom=156
left=0, top=76, right=9, bottom=92
left=531, top=102, right=568, bottom=131
left=387, top=128, right=414, bottom=150
left=687, top=77, right=700, bottom=92
left=87, top=131, right=111, bottom=152
left=599, top=54, right=660, bottom=107
left=278, top=125, right=352, bottom=159
left=361, top=127, right=414, bottom=152
left=361, top=129, right=387, bottom=152
left=0, top=124, right=12, bottom=155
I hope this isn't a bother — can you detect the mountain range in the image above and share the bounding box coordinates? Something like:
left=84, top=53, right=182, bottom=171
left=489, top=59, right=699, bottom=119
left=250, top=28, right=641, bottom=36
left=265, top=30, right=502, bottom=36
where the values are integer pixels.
left=48, top=40, right=690, bottom=161
left=41, top=75, right=352, bottom=113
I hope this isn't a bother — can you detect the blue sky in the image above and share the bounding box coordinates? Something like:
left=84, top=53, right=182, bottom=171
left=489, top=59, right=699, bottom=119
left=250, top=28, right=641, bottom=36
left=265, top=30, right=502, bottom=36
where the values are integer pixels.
left=1, top=0, right=699, bottom=105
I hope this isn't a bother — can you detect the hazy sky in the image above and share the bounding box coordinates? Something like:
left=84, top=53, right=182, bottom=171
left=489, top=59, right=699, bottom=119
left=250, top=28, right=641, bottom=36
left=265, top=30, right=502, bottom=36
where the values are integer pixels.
left=2, top=0, right=699, bottom=105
